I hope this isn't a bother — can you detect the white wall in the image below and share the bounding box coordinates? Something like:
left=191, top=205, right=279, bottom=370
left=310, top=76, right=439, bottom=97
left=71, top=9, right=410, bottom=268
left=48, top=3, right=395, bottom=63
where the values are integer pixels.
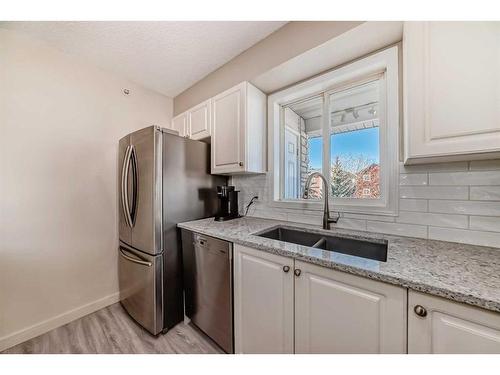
left=173, top=21, right=363, bottom=114
left=0, top=28, right=173, bottom=350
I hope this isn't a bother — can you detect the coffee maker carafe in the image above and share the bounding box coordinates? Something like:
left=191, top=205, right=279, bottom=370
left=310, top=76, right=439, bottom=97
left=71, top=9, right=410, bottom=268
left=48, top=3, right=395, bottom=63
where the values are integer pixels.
left=215, top=185, right=241, bottom=221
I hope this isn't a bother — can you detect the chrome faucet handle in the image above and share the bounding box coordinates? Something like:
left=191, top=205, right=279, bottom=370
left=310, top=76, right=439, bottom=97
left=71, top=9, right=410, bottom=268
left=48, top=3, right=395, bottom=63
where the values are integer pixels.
left=328, top=212, right=340, bottom=224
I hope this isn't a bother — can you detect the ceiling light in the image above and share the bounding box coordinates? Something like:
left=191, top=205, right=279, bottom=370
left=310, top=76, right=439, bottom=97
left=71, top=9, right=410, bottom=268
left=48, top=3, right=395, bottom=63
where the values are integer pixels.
left=340, top=113, right=346, bottom=122
left=368, top=107, right=377, bottom=115
left=353, top=109, right=359, bottom=119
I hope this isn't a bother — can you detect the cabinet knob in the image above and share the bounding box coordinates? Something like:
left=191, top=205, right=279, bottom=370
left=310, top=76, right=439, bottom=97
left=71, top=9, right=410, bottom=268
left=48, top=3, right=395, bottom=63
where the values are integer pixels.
left=414, top=305, right=427, bottom=317
left=294, top=269, right=301, bottom=277
left=283, top=265, right=290, bottom=273
left=239, top=161, right=243, bottom=167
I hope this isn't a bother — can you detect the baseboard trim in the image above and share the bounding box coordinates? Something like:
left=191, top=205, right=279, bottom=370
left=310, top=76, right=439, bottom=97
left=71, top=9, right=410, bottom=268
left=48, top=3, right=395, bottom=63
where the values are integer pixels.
left=0, top=292, right=120, bottom=352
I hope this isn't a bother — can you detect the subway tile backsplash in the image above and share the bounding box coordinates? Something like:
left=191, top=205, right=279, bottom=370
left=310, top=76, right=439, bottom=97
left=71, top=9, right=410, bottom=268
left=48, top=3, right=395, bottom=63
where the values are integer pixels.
left=399, top=173, right=428, bottom=186
left=429, top=171, right=500, bottom=185
left=429, top=200, right=500, bottom=216
left=399, top=185, right=469, bottom=200
left=470, top=186, right=500, bottom=201
left=396, top=211, right=469, bottom=229
left=232, top=160, right=500, bottom=248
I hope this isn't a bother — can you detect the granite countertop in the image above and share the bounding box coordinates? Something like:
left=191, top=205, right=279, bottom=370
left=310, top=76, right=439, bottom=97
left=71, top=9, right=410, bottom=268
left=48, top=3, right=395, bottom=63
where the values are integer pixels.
left=178, top=216, right=500, bottom=313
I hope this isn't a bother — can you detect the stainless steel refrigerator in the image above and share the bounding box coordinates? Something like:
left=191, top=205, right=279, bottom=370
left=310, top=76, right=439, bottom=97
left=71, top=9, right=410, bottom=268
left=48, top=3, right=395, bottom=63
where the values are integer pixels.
left=118, top=126, right=226, bottom=335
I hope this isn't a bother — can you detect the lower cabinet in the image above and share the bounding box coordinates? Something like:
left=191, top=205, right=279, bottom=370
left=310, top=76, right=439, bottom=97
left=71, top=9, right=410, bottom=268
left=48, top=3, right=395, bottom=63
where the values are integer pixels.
left=294, top=260, right=407, bottom=353
left=233, top=245, right=294, bottom=353
left=234, top=244, right=500, bottom=354
left=408, top=291, right=500, bottom=354
left=233, top=244, right=406, bottom=353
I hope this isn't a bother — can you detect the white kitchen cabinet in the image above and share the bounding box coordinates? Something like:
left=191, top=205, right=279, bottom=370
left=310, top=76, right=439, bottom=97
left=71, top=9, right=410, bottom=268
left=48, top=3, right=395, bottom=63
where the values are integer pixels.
left=294, top=260, right=407, bottom=353
left=408, top=291, right=500, bottom=354
left=187, top=99, right=211, bottom=140
left=211, top=82, right=266, bottom=174
left=171, top=112, right=188, bottom=137
left=233, top=244, right=294, bottom=354
left=403, top=21, right=500, bottom=164
left=233, top=245, right=406, bottom=354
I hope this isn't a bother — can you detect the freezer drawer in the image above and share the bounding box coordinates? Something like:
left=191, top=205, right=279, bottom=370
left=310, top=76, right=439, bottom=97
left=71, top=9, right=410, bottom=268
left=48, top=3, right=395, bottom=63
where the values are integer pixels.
left=118, top=242, right=163, bottom=335
left=182, top=230, right=234, bottom=353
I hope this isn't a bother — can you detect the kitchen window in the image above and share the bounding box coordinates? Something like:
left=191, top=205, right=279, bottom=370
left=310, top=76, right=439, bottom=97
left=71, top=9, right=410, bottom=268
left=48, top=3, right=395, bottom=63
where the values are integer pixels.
left=268, top=46, right=399, bottom=215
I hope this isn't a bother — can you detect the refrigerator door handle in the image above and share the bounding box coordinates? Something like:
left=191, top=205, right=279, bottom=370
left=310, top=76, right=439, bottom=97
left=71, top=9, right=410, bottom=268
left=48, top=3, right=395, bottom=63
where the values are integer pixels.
left=121, top=145, right=134, bottom=228
left=119, top=247, right=153, bottom=267
left=129, top=144, right=138, bottom=226
left=120, top=145, right=130, bottom=227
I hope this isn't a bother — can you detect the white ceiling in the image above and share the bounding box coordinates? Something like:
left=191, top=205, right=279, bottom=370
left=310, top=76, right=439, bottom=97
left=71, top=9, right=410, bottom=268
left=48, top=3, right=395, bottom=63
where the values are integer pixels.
left=0, top=21, right=287, bottom=97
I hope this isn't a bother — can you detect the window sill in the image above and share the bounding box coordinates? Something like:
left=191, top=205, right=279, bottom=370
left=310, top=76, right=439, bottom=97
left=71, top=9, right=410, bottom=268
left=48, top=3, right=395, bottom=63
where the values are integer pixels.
left=267, top=198, right=398, bottom=217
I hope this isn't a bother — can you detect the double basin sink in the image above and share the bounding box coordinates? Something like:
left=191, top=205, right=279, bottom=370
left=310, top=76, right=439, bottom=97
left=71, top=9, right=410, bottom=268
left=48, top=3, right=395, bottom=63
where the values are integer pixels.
left=256, top=226, right=387, bottom=262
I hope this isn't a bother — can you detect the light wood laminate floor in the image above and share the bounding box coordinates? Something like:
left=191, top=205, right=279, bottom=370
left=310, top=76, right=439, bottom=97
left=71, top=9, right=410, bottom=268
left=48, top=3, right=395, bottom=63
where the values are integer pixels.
left=2, top=303, right=224, bottom=354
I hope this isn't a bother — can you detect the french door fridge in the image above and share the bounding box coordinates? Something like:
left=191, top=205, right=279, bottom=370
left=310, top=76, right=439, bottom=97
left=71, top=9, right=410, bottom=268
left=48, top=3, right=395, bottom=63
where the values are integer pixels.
left=118, top=126, right=225, bottom=335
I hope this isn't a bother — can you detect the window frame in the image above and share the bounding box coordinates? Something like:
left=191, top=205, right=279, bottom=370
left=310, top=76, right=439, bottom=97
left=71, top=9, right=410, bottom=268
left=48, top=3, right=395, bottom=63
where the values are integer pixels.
left=268, top=46, right=399, bottom=216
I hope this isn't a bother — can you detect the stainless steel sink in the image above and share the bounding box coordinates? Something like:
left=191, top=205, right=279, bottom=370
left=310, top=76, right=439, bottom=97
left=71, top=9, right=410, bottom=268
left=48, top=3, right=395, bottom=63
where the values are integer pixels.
left=256, top=226, right=387, bottom=262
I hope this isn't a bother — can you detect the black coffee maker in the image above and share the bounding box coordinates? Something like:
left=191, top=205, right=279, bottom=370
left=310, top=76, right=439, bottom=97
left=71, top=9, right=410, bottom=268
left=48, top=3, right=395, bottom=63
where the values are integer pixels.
left=215, top=185, right=241, bottom=221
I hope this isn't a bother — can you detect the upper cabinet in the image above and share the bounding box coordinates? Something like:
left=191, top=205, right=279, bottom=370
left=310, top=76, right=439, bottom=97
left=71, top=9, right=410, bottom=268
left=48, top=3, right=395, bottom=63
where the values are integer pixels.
left=171, top=101, right=210, bottom=140
left=211, top=82, right=266, bottom=174
left=171, top=112, right=187, bottom=138
left=403, top=22, right=500, bottom=164
left=188, top=99, right=211, bottom=140
left=171, top=81, right=267, bottom=175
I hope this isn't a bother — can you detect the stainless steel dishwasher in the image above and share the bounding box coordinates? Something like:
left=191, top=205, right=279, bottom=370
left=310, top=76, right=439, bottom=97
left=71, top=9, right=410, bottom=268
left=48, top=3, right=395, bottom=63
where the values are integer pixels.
left=181, top=229, right=233, bottom=353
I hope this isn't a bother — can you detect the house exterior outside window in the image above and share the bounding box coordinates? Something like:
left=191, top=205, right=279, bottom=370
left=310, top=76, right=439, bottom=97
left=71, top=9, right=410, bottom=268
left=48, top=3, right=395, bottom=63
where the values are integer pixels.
left=356, top=164, right=380, bottom=199
left=268, top=46, right=399, bottom=215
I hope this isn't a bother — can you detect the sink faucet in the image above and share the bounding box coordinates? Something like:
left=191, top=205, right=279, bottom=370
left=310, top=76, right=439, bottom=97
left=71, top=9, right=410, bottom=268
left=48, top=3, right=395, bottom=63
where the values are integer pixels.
left=303, top=172, right=340, bottom=230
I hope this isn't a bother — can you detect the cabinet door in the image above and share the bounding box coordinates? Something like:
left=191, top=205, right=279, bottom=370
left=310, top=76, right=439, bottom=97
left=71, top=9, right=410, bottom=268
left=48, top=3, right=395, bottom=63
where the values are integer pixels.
left=233, top=244, right=294, bottom=353
left=171, top=112, right=187, bottom=137
left=295, top=260, right=407, bottom=353
left=188, top=100, right=211, bottom=140
left=403, top=22, right=500, bottom=164
left=408, top=291, right=500, bottom=353
left=211, top=83, right=246, bottom=174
